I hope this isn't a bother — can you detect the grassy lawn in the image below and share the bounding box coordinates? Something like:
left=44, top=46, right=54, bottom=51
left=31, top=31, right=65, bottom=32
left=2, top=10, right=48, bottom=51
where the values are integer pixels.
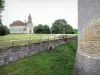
left=0, top=34, right=56, bottom=41
left=0, top=41, right=76, bottom=75
left=0, top=34, right=77, bottom=48
left=0, top=34, right=56, bottom=48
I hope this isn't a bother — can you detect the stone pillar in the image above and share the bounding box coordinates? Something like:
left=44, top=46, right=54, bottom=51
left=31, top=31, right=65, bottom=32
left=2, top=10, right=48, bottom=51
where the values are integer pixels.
left=74, top=0, right=100, bottom=75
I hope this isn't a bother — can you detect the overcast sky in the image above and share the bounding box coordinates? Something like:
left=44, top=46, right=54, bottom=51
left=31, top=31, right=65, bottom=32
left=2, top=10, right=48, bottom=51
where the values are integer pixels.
left=2, top=0, right=78, bottom=28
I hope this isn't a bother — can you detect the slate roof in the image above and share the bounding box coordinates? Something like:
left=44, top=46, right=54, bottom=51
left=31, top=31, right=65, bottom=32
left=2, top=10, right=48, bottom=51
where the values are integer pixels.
left=10, top=20, right=27, bottom=26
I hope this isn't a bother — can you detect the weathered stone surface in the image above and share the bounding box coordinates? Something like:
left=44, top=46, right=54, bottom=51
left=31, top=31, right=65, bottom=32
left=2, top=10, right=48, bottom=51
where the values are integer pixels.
left=74, top=0, right=100, bottom=75
left=74, top=52, right=100, bottom=75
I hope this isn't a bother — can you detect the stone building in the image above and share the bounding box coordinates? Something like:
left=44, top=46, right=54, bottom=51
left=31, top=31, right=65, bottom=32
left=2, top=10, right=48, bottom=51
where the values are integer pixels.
left=10, top=14, right=34, bottom=33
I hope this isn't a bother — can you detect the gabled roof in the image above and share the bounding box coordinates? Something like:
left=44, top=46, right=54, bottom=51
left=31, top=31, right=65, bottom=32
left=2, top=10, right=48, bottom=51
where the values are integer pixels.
left=10, top=20, right=27, bottom=26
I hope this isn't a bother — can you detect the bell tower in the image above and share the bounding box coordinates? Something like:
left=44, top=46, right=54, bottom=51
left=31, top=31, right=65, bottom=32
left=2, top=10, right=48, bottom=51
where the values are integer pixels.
left=28, top=14, right=32, bottom=23
left=27, top=14, right=34, bottom=33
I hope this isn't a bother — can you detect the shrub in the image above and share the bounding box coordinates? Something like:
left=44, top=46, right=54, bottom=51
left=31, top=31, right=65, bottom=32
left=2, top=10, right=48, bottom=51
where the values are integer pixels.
left=0, top=25, right=9, bottom=36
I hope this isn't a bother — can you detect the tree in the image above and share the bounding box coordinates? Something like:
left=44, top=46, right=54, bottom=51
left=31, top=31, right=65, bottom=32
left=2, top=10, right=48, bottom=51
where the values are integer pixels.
left=0, top=0, right=4, bottom=26
left=37, top=24, right=44, bottom=33
left=51, top=19, right=67, bottom=34
left=33, top=24, right=44, bottom=33
left=33, top=26, right=38, bottom=33
left=0, top=0, right=9, bottom=36
left=43, top=25, right=50, bottom=34
left=0, top=25, right=9, bottom=36
left=65, top=24, right=75, bottom=34
left=0, top=0, right=4, bottom=13
left=73, top=29, right=78, bottom=34
left=34, top=24, right=51, bottom=34
left=51, top=19, right=75, bottom=34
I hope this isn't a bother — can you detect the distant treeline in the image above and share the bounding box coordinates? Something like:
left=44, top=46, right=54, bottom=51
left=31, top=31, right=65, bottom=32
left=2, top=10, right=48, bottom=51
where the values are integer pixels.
left=34, top=19, right=77, bottom=34
left=0, top=19, right=78, bottom=36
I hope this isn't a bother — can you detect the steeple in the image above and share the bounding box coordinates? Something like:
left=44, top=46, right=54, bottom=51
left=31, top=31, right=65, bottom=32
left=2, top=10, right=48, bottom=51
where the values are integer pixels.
left=27, top=14, right=34, bottom=33
left=28, top=14, right=32, bottom=23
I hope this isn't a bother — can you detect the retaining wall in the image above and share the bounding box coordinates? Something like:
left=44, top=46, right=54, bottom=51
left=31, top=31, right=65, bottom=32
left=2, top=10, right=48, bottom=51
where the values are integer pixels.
left=0, top=37, right=77, bottom=66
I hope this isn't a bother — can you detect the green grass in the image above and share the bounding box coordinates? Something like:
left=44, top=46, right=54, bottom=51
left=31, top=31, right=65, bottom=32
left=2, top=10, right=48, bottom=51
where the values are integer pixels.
left=0, top=41, right=76, bottom=75
left=0, top=34, right=77, bottom=48
left=0, top=34, right=55, bottom=41
left=0, top=34, right=56, bottom=47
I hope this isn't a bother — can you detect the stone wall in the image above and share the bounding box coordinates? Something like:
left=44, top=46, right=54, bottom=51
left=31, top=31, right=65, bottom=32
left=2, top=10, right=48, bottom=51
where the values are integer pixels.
left=74, top=52, right=100, bottom=75
left=74, top=0, right=100, bottom=75
left=0, top=37, right=77, bottom=66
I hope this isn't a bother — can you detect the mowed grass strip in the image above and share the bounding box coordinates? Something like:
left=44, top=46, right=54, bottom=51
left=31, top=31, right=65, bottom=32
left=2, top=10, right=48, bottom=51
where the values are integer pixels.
left=0, top=41, right=76, bottom=75
left=0, top=34, right=55, bottom=41
left=0, top=34, right=77, bottom=48
left=0, top=34, right=56, bottom=47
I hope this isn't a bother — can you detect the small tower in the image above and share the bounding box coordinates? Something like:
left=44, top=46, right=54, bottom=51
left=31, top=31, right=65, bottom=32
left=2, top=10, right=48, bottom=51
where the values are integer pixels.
left=28, top=14, right=32, bottom=23
left=27, top=14, right=34, bottom=33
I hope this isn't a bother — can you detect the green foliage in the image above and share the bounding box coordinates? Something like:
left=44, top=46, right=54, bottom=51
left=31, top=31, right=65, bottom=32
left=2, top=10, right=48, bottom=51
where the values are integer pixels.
left=51, top=19, right=75, bottom=34
left=51, top=19, right=67, bottom=34
left=33, top=26, right=38, bottom=33
left=0, top=41, right=76, bottom=75
left=43, top=24, right=50, bottom=34
left=73, top=29, right=78, bottom=34
left=68, top=40, right=77, bottom=52
left=0, top=0, right=4, bottom=13
left=34, top=19, right=76, bottom=34
left=0, top=0, right=9, bottom=36
left=65, top=24, right=75, bottom=34
left=34, top=24, right=44, bottom=33
left=0, top=25, right=9, bottom=36
left=34, top=24, right=50, bottom=34
left=0, top=0, right=5, bottom=25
